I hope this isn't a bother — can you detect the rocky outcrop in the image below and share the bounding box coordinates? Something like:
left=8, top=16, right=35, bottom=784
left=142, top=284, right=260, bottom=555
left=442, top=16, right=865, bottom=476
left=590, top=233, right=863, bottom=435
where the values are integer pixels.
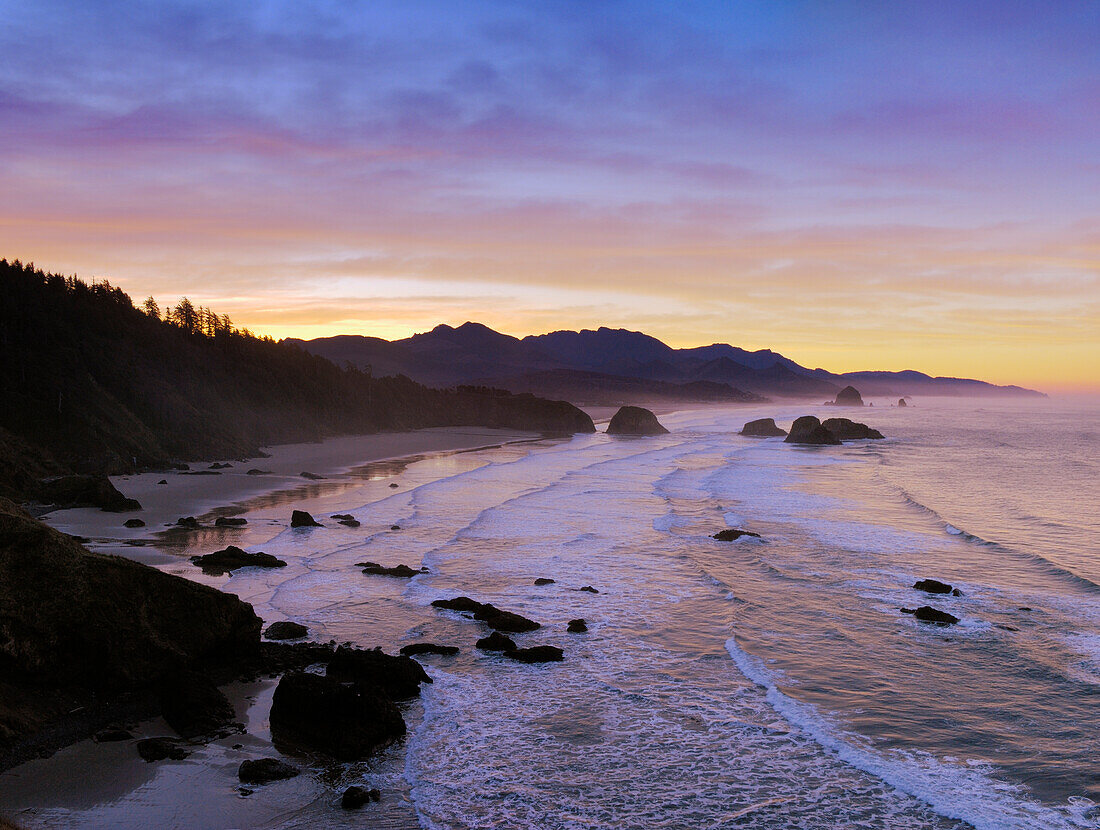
left=739, top=418, right=787, bottom=437
left=190, top=545, right=287, bottom=575
left=269, top=671, right=405, bottom=761
left=832, top=386, right=864, bottom=406
left=505, top=646, right=564, bottom=664
left=821, top=418, right=884, bottom=440
left=264, top=621, right=308, bottom=641
left=33, top=474, right=141, bottom=512
left=713, top=528, right=761, bottom=541
left=567, top=619, right=588, bottom=633
left=238, top=758, right=300, bottom=784
left=0, top=498, right=260, bottom=765
left=358, top=562, right=423, bottom=578
left=124, top=518, right=145, bottom=528
left=913, top=579, right=962, bottom=597
left=898, top=398, right=907, bottom=407
left=901, top=606, right=959, bottom=625
left=475, top=631, right=517, bottom=652
left=399, top=643, right=459, bottom=657
left=290, top=510, right=321, bottom=527
left=784, top=416, right=841, bottom=445
left=606, top=406, right=669, bottom=436
left=326, top=646, right=432, bottom=699
left=431, top=597, right=541, bottom=632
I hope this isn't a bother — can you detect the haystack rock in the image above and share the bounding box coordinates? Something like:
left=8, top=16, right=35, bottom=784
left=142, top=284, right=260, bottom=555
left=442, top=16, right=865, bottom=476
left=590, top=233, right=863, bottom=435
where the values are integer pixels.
left=739, top=418, right=787, bottom=437
left=606, top=406, right=669, bottom=436
left=784, top=416, right=841, bottom=445
left=833, top=386, right=864, bottom=406
left=821, top=418, right=884, bottom=440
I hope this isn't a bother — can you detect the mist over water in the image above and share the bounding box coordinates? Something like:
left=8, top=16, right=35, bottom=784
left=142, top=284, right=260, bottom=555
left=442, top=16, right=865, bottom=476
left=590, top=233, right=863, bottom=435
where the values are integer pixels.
left=11, top=397, right=1098, bottom=829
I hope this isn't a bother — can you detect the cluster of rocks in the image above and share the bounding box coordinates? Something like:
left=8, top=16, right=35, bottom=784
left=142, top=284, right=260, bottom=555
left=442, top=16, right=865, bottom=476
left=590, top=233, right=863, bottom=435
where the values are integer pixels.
left=191, top=545, right=287, bottom=575
left=901, top=578, right=964, bottom=626
left=740, top=414, right=885, bottom=445
left=358, top=561, right=427, bottom=578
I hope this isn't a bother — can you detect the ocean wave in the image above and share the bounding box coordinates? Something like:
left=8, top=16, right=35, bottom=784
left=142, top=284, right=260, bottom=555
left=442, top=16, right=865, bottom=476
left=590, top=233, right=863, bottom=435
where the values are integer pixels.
left=724, top=636, right=1098, bottom=830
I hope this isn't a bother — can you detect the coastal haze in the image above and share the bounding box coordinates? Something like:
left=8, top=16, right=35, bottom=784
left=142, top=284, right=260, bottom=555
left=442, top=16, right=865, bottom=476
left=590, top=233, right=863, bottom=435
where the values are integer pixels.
left=1, top=2, right=1098, bottom=830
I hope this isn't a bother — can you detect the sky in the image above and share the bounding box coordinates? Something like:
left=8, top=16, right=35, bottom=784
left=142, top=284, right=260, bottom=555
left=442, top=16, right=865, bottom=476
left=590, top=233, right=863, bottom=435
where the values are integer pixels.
left=1, top=1, right=1097, bottom=391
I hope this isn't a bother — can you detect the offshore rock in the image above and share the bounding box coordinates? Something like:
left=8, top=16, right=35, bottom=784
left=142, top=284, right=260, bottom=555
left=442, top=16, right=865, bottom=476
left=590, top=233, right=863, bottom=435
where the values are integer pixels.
left=739, top=418, right=787, bottom=437
left=784, top=416, right=841, bottom=446
left=833, top=386, right=865, bottom=406
left=606, top=406, right=669, bottom=436
left=475, top=631, right=517, bottom=652
left=713, top=528, right=761, bottom=541
left=821, top=418, right=884, bottom=440
left=290, top=510, right=321, bottom=527
left=505, top=646, right=564, bottom=664
left=901, top=606, right=960, bottom=625
left=191, top=545, right=287, bottom=575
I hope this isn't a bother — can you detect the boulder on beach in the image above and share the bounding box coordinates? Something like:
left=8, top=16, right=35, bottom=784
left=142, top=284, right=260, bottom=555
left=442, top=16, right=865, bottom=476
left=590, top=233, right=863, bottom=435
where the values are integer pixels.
left=832, top=386, right=864, bottom=407
left=739, top=418, right=788, bottom=438
left=606, top=406, right=670, bottom=436
left=34, top=474, right=141, bottom=513
left=299, top=472, right=325, bottom=481
left=0, top=498, right=260, bottom=761
left=269, top=671, right=406, bottom=761
left=176, top=516, right=200, bottom=528
left=264, top=621, right=309, bottom=641
left=567, top=619, right=588, bottom=633
left=476, top=631, right=517, bottom=651
left=326, top=646, right=432, bottom=699
left=784, top=416, right=841, bottom=446
left=713, top=528, right=761, bottom=541
left=389, top=483, right=400, bottom=488
left=214, top=516, right=248, bottom=527
left=341, top=785, right=380, bottom=809
left=191, top=545, right=287, bottom=575
left=821, top=418, right=884, bottom=440
left=159, top=672, right=236, bottom=739
left=124, top=518, right=145, bottom=528
left=290, top=510, right=321, bottom=527
left=339, top=519, right=361, bottom=527
left=901, top=606, right=960, bottom=625
left=431, top=597, right=541, bottom=632
left=505, top=646, right=564, bottom=664
left=246, top=469, right=272, bottom=476
left=359, top=562, right=420, bottom=578
left=238, top=758, right=299, bottom=784
left=136, top=737, right=191, bottom=762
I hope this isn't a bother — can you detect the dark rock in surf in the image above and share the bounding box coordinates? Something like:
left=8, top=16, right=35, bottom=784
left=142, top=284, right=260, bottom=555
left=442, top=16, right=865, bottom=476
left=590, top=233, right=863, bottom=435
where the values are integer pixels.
left=176, top=516, right=200, bottom=528
left=901, top=606, right=959, bottom=625
left=578, top=586, right=599, bottom=594
left=269, top=671, right=406, bottom=761
left=713, top=528, right=761, bottom=541
left=739, top=418, right=788, bottom=437
left=191, top=545, right=287, bottom=575
left=124, top=518, right=145, bottom=528
left=898, top=398, right=907, bottom=407
left=359, top=562, right=420, bottom=578
left=821, top=418, right=884, bottom=440
left=389, top=483, right=399, bottom=488
left=534, top=578, right=556, bottom=585
left=567, top=619, right=588, bottom=633
left=505, top=646, right=564, bottom=664
left=326, top=646, right=432, bottom=699
left=606, top=406, right=669, bottom=436
left=137, top=737, right=191, bottom=762
left=341, top=785, right=376, bottom=809
left=299, top=472, right=325, bottom=480
left=784, top=416, right=841, bottom=446
left=399, top=643, right=459, bottom=657
left=833, top=386, right=864, bottom=406
left=215, top=516, right=247, bottom=527
left=339, top=519, right=361, bottom=527
left=475, top=631, right=517, bottom=652
left=290, top=510, right=321, bottom=527
left=238, top=758, right=300, bottom=784
left=264, top=621, right=309, bottom=641
left=34, top=474, right=142, bottom=512
left=913, top=579, right=954, bottom=595
left=246, top=469, right=272, bottom=476
left=331, top=514, right=355, bottom=521
left=431, top=597, right=541, bottom=632
left=390, top=524, right=401, bottom=531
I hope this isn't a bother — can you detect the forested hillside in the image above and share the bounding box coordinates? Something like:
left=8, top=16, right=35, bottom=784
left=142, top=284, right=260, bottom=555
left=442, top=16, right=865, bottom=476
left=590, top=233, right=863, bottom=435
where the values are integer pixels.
left=0, top=259, right=593, bottom=498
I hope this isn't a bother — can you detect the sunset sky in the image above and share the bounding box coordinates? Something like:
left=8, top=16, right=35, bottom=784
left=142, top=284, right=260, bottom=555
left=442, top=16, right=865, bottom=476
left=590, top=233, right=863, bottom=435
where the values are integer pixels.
left=1, top=1, right=1097, bottom=390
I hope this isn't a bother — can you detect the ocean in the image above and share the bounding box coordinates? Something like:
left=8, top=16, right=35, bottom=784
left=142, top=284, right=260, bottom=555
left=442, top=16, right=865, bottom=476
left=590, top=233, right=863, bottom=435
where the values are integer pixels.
left=8, top=396, right=1099, bottom=829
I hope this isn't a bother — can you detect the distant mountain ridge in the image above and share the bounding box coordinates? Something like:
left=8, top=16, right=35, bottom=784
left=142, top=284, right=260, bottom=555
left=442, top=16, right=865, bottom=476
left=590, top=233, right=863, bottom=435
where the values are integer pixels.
left=288, top=323, right=1043, bottom=401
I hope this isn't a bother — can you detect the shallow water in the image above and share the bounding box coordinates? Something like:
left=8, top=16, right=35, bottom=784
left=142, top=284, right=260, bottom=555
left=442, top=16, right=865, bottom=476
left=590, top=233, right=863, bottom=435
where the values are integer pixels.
left=4, top=397, right=1098, bottom=829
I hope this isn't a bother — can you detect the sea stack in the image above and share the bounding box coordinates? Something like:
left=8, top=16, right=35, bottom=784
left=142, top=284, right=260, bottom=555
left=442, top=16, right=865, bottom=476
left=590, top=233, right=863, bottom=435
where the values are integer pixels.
left=833, top=386, right=864, bottom=406
left=898, top=398, right=907, bottom=407
left=606, top=406, right=669, bottom=436
left=740, top=418, right=787, bottom=437
left=821, top=418, right=884, bottom=440
left=784, top=416, right=841, bottom=445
